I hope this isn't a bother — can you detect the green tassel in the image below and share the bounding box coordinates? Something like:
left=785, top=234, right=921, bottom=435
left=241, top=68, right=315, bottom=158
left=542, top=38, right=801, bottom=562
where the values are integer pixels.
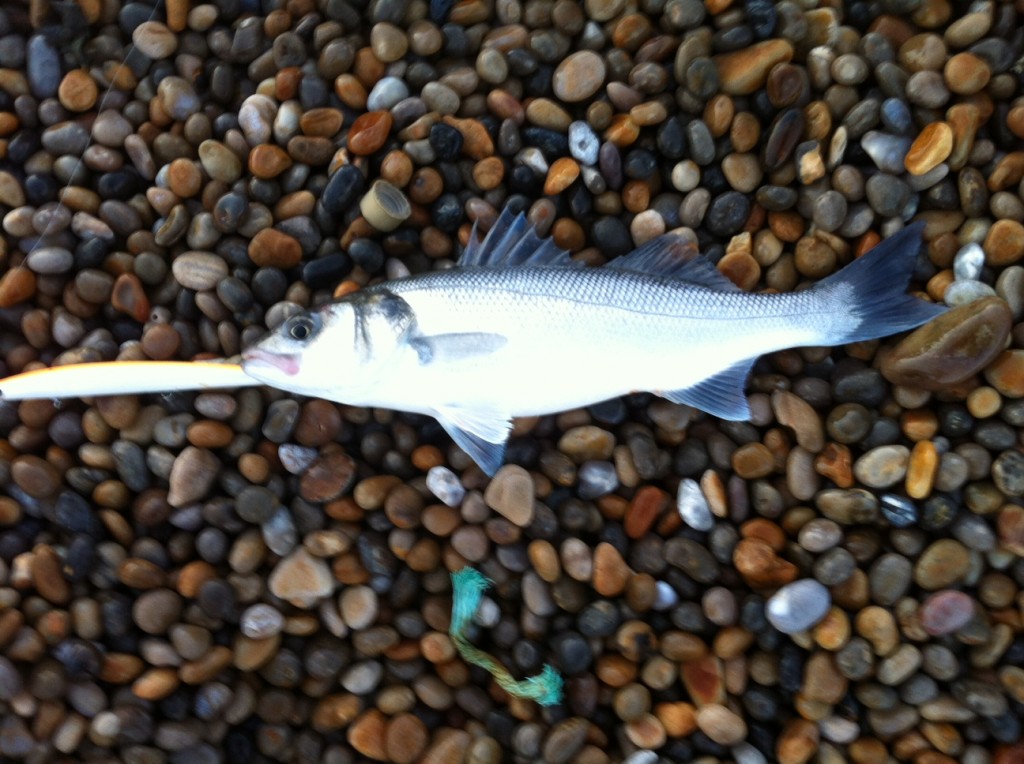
left=450, top=568, right=564, bottom=707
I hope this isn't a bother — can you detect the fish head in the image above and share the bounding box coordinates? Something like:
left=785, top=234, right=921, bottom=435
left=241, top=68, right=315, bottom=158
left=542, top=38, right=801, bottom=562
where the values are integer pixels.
left=241, top=289, right=416, bottom=401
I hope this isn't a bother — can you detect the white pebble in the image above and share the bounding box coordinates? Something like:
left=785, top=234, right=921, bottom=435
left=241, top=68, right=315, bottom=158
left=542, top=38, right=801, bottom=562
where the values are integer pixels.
left=677, top=478, right=714, bottom=531
left=568, top=121, right=600, bottom=165
left=944, top=279, right=996, bottom=307
left=766, top=579, right=831, bottom=634
left=367, top=76, right=410, bottom=111
left=426, top=465, right=466, bottom=507
left=953, top=242, right=985, bottom=281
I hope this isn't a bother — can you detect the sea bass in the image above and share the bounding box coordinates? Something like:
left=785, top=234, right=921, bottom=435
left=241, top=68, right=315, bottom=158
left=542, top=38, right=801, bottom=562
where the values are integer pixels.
left=241, top=210, right=946, bottom=475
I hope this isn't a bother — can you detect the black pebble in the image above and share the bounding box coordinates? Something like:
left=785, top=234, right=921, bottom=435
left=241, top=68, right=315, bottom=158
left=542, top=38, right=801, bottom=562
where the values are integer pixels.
left=429, top=122, right=464, bottom=161
left=302, top=252, right=352, bottom=289
left=591, top=216, right=632, bottom=257
left=704, top=191, right=751, bottom=237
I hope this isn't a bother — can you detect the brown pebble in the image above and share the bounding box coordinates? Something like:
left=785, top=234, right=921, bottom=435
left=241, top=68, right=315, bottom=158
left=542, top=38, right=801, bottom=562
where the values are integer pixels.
left=881, top=296, right=1011, bottom=390
left=944, top=52, right=990, bottom=95
left=984, top=350, right=1024, bottom=397
left=132, top=667, right=180, bottom=700
left=625, top=486, right=669, bottom=539
left=32, top=544, right=70, bottom=604
left=905, top=122, right=953, bottom=175
left=731, top=442, right=775, bottom=479
left=680, top=654, right=726, bottom=706
left=696, top=703, right=747, bottom=746
left=983, top=219, right=1024, bottom=266
left=483, top=465, right=535, bottom=527
left=914, top=538, right=971, bottom=589
left=248, top=144, right=292, bottom=179
left=268, top=547, right=335, bottom=608
left=544, top=157, right=580, bottom=195
left=443, top=116, right=494, bottom=159
left=249, top=228, right=303, bottom=268
left=11, top=455, right=60, bottom=498
left=167, top=446, right=219, bottom=507
left=385, top=713, right=429, bottom=764
left=777, top=718, right=820, bottom=764
left=552, top=50, right=607, bottom=103
left=715, top=39, right=794, bottom=95
left=348, top=709, right=388, bottom=760
left=171, top=252, right=228, bottom=291
left=348, top=111, right=393, bottom=155
left=300, top=449, right=357, bottom=502
left=133, top=20, right=178, bottom=59
left=0, top=267, right=36, bottom=308
left=58, top=69, right=98, bottom=112
left=593, top=541, right=631, bottom=596
left=110, top=273, right=150, bottom=322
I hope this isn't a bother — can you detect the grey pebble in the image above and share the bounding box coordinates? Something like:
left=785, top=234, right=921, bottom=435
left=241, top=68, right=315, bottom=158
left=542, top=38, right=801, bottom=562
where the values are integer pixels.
left=861, top=131, right=911, bottom=173
left=766, top=579, right=831, bottom=633
left=27, top=34, right=60, bottom=99
left=25, top=246, right=74, bottom=274
left=577, top=460, right=618, bottom=499
left=262, top=505, right=298, bottom=556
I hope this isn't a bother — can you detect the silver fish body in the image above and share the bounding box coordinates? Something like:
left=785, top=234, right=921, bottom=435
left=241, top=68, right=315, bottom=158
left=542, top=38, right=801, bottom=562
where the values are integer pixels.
left=242, top=210, right=946, bottom=474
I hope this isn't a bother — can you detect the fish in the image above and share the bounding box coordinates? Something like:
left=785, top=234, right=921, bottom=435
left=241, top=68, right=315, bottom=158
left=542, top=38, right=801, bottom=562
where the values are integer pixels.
left=240, top=209, right=946, bottom=476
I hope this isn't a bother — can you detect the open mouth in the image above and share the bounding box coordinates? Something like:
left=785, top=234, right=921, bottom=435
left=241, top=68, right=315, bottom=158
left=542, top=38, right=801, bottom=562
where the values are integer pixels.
left=241, top=349, right=300, bottom=376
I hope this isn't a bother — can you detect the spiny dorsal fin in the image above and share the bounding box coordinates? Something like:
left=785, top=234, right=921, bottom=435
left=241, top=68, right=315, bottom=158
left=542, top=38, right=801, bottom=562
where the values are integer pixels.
left=459, top=208, right=580, bottom=269
left=606, top=235, right=741, bottom=291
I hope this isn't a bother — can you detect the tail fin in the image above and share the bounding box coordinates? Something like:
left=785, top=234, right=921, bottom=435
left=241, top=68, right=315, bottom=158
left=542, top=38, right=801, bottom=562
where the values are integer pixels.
left=814, top=222, right=947, bottom=344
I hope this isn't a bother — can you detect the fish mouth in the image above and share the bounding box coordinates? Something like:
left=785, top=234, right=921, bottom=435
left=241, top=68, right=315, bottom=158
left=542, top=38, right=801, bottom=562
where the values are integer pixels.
left=241, top=348, right=300, bottom=376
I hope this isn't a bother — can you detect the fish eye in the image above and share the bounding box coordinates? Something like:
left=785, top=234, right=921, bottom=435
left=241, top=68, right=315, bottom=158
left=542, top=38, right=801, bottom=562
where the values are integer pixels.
left=284, top=314, right=318, bottom=342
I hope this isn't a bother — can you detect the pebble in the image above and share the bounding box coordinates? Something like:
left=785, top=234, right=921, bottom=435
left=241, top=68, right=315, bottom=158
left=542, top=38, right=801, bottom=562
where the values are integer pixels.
left=483, top=465, right=535, bottom=526
left=268, top=547, right=335, bottom=608
left=919, top=590, right=975, bottom=636
left=881, top=297, right=1012, bottom=390
left=677, top=478, right=714, bottom=531
left=133, top=21, right=178, bottom=59
left=553, top=51, right=606, bottom=103
left=714, top=39, right=794, bottom=95
left=766, top=579, right=831, bottom=633
left=914, top=539, right=971, bottom=590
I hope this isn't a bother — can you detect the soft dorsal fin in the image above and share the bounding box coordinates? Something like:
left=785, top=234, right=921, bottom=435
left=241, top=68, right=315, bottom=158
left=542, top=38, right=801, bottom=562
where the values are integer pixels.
left=459, top=208, right=580, bottom=269
left=606, top=235, right=741, bottom=291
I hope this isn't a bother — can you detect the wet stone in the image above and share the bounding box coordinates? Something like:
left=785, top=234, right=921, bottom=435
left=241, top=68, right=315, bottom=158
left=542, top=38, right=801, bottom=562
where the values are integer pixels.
left=881, top=297, right=1012, bottom=390
left=920, top=590, right=975, bottom=636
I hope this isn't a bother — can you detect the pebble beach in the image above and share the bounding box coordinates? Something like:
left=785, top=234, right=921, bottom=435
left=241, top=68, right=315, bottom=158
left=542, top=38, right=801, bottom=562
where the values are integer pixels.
left=0, top=0, right=1023, bottom=761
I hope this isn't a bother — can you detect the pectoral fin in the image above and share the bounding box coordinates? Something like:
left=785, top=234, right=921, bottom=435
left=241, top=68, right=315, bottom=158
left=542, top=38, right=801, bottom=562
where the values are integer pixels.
left=661, top=358, right=755, bottom=421
left=411, top=332, right=508, bottom=365
left=434, top=404, right=512, bottom=476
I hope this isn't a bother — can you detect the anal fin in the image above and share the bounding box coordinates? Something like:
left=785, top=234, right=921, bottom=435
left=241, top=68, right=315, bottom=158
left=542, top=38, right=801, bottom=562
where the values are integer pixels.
left=661, top=358, right=755, bottom=421
left=434, top=404, right=512, bottom=476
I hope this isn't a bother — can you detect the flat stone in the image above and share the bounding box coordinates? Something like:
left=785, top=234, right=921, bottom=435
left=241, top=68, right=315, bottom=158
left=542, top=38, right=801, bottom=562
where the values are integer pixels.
left=268, top=547, right=335, bottom=607
left=553, top=51, right=606, bottom=102
left=881, top=296, right=1012, bottom=389
left=766, top=579, right=831, bottom=633
left=914, top=539, right=971, bottom=590
left=172, top=252, right=229, bottom=291
left=483, top=464, right=535, bottom=526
